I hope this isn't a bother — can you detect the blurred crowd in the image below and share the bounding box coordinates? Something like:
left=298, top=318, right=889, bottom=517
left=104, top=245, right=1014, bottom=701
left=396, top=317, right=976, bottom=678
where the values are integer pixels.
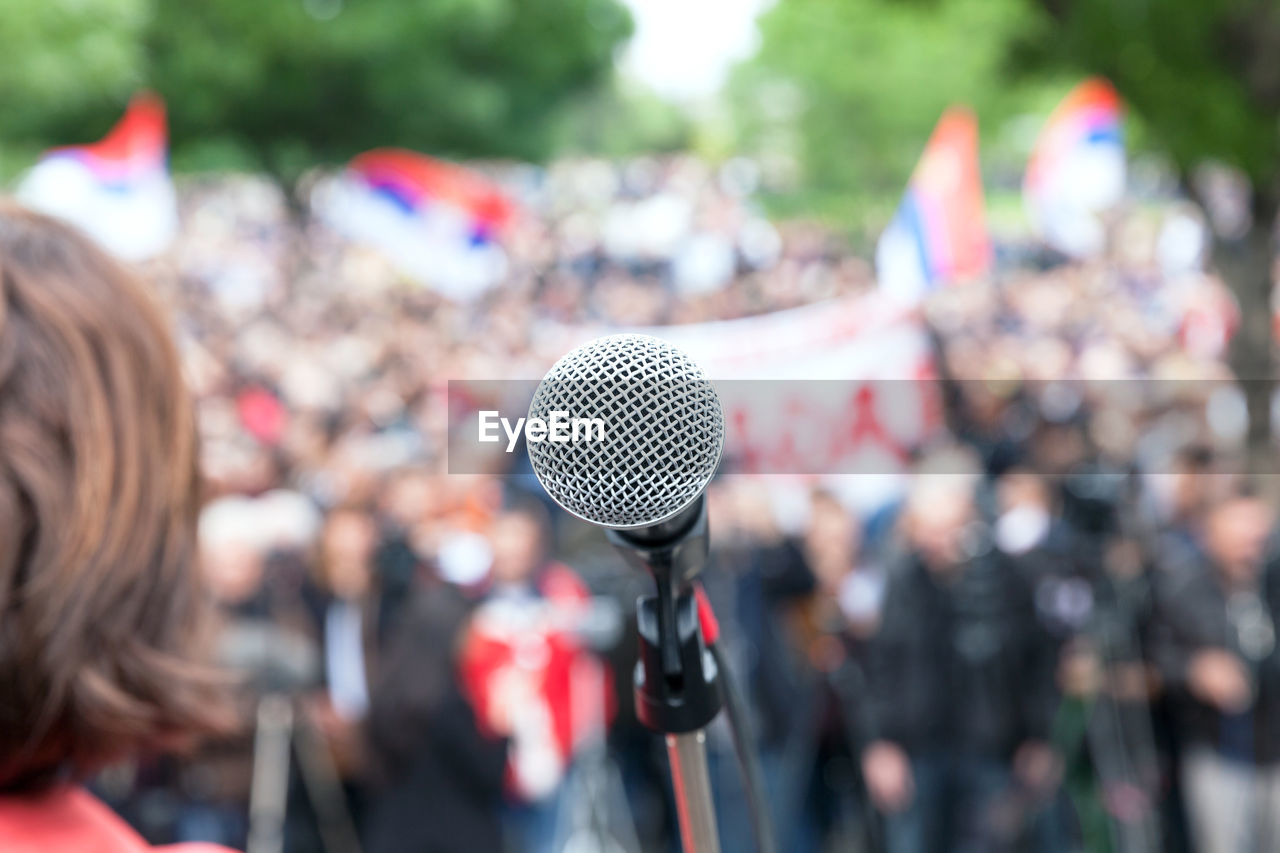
left=92, top=154, right=1280, bottom=853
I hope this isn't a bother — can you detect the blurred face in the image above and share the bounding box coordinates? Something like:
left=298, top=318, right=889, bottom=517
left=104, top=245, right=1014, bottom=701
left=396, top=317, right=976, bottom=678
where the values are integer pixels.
left=997, top=471, right=1049, bottom=514
left=1032, top=424, right=1087, bottom=477
left=906, top=487, right=975, bottom=572
left=735, top=485, right=780, bottom=542
left=322, top=510, right=377, bottom=598
left=285, top=415, right=330, bottom=466
left=383, top=470, right=434, bottom=528
left=806, top=496, right=860, bottom=590
left=1169, top=454, right=1216, bottom=524
left=1170, top=470, right=1204, bottom=522
left=1206, top=498, right=1273, bottom=585
left=705, top=484, right=736, bottom=547
left=202, top=541, right=265, bottom=605
left=489, top=513, right=544, bottom=586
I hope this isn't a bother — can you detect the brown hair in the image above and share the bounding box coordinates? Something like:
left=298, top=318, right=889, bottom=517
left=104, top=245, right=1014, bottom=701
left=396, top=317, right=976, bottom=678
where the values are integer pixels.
left=0, top=202, right=226, bottom=791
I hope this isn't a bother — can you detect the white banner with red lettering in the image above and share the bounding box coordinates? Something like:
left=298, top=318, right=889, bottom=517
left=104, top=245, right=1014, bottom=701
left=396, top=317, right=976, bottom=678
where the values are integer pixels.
left=544, top=292, right=941, bottom=476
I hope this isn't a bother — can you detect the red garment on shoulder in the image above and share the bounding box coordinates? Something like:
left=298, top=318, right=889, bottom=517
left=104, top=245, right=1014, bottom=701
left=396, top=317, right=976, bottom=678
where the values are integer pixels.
left=0, top=786, right=236, bottom=853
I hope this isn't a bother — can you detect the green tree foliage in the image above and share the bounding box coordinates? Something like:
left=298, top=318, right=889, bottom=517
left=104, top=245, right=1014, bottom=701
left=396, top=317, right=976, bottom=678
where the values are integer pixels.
left=1022, top=0, right=1279, bottom=188
left=0, top=0, right=632, bottom=179
left=0, top=0, right=149, bottom=145
left=731, top=0, right=1053, bottom=227
left=148, top=0, right=632, bottom=179
left=555, top=77, right=693, bottom=158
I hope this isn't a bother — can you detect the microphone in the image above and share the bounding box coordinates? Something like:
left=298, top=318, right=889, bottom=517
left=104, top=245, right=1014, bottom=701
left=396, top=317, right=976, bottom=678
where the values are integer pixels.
left=528, top=332, right=723, bottom=589
left=528, top=333, right=725, bottom=732
left=526, top=332, right=724, bottom=534
left=529, top=335, right=768, bottom=853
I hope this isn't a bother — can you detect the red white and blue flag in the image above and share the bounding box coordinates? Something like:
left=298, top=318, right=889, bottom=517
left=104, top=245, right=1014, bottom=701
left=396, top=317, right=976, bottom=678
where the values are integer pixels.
left=316, top=148, right=515, bottom=300
left=1024, top=78, right=1125, bottom=258
left=876, top=106, right=991, bottom=305
left=17, top=93, right=177, bottom=261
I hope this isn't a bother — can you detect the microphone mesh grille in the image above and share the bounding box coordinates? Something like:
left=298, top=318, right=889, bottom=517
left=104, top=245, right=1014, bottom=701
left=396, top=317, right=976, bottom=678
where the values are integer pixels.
left=527, top=334, right=724, bottom=529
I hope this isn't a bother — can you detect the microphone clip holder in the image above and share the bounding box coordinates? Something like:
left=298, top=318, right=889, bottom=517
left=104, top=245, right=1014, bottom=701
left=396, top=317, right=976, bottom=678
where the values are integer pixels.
left=607, top=498, right=722, bottom=734
left=608, top=497, right=724, bottom=852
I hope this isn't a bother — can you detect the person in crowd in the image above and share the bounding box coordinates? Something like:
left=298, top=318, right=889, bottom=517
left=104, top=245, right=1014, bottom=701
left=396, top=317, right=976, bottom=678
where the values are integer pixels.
left=460, top=499, right=596, bottom=853
left=1147, top=445, right=1219, bottom=570
left=370, top=466, right=434, bottom=625
left=994, top=467, right=1161, bottom=851
left=700, top=481, right=819, bottom=852
left=307, top=506, right=382, bottom=728
left=362, top=586, right=508, bottom=853
left=861, top=460, right=1060, bottom=853
left=193, top=498, right=291, bottom=849
left=1153, top=490, right=1280, bottom=852
left=285, top=505, right=388, bottom=849
left=0, top=202, right=232, bottom=852
left=804, top=488, right=885, bottom=642
left=793, top=488, right=885, bottom=849
left=993, top=469, right=1096, bottom=651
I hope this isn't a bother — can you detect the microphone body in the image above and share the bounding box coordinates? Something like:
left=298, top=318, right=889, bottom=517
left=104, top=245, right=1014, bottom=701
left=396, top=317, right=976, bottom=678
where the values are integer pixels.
left=525, top=333, right=724, bottom=531
left=528, top=334, right=727, bottom=852
left=527, top=333, right=725, bottom=730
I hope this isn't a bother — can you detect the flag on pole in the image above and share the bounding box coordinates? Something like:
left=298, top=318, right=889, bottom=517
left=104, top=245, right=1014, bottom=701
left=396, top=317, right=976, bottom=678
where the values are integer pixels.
left=876, top=106, right=990, bottom=305
left=1024, top=77, right=1125, bottom=258
left=17, top=93, right=177, bottom=261
left=315, top=148, right=515, bottom=301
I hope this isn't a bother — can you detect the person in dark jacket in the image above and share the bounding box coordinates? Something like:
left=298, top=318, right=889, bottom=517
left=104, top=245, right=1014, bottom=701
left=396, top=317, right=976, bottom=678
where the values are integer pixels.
left=362, top=587, right=508, bottom=853
left=699, top=482, right=819, bottom=852
left=861, top=472, right=1059, bottom=853
left=1152, top=491, right=1280, bottom=852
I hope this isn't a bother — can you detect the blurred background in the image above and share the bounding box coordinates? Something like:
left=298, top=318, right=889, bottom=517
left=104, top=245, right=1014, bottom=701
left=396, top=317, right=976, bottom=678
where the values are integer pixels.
left=4, top=0, right=1280, bottom=851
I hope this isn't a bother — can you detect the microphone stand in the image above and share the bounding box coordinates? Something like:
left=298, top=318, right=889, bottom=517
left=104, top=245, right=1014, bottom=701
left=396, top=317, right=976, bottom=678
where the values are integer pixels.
left=608, top=498, right=722, bottom=853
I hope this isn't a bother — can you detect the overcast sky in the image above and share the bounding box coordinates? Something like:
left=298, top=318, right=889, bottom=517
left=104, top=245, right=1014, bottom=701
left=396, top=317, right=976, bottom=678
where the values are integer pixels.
left=618, top=0, right=773, bottom=100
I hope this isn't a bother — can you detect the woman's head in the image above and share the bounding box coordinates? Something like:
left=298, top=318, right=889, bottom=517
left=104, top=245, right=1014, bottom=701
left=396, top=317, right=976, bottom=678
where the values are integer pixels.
left=0, top=202, right=224, bottom=791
